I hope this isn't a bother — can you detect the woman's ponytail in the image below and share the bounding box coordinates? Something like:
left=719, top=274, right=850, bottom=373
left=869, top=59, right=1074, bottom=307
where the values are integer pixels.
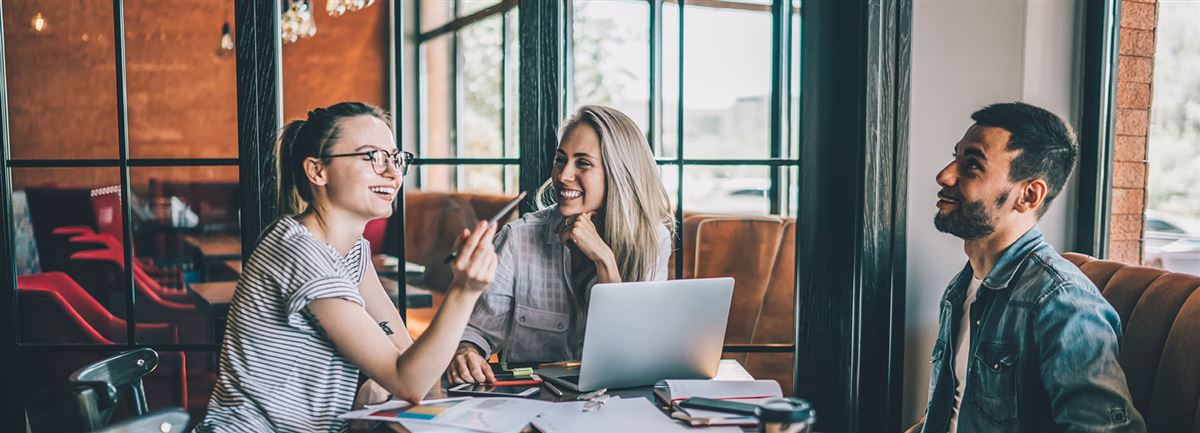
left=276, top=119, right=308, bottom=216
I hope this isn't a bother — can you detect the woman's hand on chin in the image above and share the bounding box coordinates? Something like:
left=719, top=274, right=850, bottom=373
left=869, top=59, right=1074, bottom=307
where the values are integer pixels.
left=558, top=211, right=616, bottom=265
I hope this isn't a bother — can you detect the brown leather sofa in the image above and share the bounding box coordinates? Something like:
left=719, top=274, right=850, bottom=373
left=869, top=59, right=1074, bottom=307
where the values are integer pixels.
left=671, top=214, right=797, bottom=395
left=398, top=191, right=520, bottom=292
left=1064, top=252, right=1200, bottom=433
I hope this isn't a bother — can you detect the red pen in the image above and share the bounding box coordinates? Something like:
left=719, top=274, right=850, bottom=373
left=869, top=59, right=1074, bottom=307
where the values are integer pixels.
left=488, top=378, right=543, bottom=386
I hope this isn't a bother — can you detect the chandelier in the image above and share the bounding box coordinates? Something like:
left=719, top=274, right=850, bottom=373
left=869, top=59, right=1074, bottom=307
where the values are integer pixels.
left=281, top=0, right=375, bottom=44
left=326, top=0, right=375, bottom=17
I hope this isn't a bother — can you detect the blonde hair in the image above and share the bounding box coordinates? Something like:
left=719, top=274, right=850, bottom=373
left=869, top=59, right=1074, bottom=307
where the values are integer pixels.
left=537, top=105, right=675, bottom=282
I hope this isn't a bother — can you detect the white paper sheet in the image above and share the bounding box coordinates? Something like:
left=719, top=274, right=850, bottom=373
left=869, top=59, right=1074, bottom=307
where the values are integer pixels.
left=531, top=397, right=688, bottom=433
left=713, top=359, right=755, bottom=381
left=340, top=397, right=552, bottom=433
left=655, top=379, right=782, bottom=403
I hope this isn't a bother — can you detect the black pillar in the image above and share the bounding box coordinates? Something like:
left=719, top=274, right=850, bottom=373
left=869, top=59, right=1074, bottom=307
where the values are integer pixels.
left=235, top=0, right=283, bottom=254
left=794, top=0, right=911, bottom=431
left=517, top=0, right=562, bottom=211
left=0, top=1, right=22, bottom=430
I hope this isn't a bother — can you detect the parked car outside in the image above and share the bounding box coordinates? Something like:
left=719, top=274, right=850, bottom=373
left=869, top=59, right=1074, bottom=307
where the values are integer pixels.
left=1144, top=210, right=1200, bottom=275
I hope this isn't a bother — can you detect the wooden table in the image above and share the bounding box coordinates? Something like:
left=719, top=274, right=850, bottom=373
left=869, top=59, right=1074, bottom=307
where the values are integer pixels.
left=184, top=234, right=242, bottom=259
left=185, top=234, right=242, bottom=280
left=189, top=281, right=238, bottom=307
left=359, top=386, right=677, bottom=432
left=360, top=360, right=763, bottom=432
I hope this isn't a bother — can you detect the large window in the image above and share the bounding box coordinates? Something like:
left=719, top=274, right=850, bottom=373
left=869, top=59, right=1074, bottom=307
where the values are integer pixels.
left=572, top=0, right=800, bottom=216
left=1144, top=0, right=1200, bottom=276
left=406, top=0, right=522, bottom=343
left=415, top=0, right=519, bottom=195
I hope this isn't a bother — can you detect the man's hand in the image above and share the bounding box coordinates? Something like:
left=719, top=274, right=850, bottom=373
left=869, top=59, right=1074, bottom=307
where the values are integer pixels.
left=445, top=342, right=496, bottom=384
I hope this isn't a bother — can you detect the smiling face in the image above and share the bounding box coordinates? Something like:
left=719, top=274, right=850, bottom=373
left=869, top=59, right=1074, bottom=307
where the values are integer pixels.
left=314, top=115, right=402, bottom=221
left=934, top=125, right=1022, bottom=240
left=552, top=124, right=607, bottom=217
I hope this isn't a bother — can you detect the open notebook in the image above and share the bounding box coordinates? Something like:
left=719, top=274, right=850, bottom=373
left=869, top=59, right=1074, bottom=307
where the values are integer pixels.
left=652, top=360, right=783, bottom=427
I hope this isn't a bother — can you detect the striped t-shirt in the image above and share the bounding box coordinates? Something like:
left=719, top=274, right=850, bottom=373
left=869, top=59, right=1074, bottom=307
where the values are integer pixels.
left=197, top=217, right=369, bottom=433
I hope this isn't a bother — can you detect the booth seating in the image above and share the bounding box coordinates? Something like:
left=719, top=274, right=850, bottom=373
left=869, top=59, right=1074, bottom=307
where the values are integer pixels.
left=670, top=214, right=798, bottom=395
left=1064, top=253, right=1200, bottom=433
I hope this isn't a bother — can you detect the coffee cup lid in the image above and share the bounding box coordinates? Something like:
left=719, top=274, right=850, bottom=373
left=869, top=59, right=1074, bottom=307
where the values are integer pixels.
left=756, top=398, right=815, bottom=423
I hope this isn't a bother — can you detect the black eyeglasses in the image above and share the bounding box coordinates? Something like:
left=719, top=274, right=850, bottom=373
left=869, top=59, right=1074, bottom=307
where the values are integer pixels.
left=323, top=149, right=415, bottom=175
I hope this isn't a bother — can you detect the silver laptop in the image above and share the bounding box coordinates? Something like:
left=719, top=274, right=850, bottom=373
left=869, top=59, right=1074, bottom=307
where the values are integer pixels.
left=536, top=277, right=735, bottom=392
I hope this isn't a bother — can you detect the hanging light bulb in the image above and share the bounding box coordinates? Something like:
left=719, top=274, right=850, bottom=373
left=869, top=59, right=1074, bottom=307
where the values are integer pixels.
left=32, top=12, right=48, bottom=32
left=220, top=21, right=235, bottom=52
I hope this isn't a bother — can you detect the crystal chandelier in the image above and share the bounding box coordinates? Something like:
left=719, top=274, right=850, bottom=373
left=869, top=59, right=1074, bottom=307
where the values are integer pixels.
left=326, top=0, right=375, bottom=17
left=281, top=0, right=317, bottom=44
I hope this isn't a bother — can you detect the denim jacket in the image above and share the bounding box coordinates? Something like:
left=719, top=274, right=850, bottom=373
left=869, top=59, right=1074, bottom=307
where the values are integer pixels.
left=921, top=226, right=1145, bottom=433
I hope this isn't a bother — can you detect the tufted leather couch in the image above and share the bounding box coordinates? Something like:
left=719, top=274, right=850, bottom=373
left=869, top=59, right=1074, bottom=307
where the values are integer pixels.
left=670, top=214, right=797, bottom=395
left=1063, top=252, right=1200, bottom=433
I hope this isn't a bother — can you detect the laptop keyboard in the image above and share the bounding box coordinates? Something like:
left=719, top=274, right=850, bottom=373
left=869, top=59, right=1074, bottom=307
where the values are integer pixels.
left=558, top=375, right=580, bottom=384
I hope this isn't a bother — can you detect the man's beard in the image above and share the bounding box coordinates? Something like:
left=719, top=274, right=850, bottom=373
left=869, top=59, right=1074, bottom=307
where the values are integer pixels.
left=934, top=196, right=1001, bottom=240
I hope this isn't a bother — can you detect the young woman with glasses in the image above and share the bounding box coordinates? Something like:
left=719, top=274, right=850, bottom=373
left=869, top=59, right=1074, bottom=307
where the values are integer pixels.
left=197, top=102, right=498, bottom=432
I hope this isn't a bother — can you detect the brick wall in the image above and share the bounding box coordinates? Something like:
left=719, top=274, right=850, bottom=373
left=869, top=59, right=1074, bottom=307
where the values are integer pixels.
left=1110, top=0, right=1157, bottom=264
left=4, top=0, right=388, bottom=191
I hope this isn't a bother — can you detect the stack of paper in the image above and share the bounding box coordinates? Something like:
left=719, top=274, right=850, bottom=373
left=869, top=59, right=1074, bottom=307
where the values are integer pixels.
left=339, top=397, right=551, bottom=433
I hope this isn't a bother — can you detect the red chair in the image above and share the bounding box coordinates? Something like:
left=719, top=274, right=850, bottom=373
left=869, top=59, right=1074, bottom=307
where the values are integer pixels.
left=18, top=272, right=178, bottom=344
left=17, top=273, right=189, bottom=428
left=66, top=248, right=206, bottom=343
left=51, top=185, right=124, bottom=241
left=364, top=217, right=388, bottom=254
left=66, top=232, right=189, bottom=300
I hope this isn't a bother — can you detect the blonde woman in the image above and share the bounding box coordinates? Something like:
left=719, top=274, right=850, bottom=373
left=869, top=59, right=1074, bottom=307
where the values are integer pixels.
left=445, top=105, right=675, bottom=384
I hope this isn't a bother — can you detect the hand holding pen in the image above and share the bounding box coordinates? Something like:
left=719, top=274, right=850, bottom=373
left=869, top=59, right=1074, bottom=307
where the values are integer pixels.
left=443, top=191, right=526, bottom=264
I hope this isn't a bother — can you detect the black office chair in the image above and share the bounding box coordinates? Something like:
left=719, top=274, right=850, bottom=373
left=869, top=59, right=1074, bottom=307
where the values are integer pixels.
left=69, top=348, right=160, bottom=430
left=88, top=407, right=189, bottom=433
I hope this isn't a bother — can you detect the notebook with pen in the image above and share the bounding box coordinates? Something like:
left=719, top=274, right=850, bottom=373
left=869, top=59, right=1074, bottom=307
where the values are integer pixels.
left=653, top=378, right=782, bottom=427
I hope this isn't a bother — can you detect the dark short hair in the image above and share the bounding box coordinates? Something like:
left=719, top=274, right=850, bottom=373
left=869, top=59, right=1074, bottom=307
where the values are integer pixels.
left=971, top=102, right=1077, bottom=217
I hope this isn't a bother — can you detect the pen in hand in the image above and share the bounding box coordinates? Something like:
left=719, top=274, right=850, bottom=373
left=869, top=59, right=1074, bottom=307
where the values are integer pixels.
left=443, top=191, right=526, bottom=264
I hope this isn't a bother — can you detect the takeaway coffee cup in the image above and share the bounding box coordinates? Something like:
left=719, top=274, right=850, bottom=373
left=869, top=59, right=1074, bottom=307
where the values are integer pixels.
left=756, top=398, right=815, bottom=433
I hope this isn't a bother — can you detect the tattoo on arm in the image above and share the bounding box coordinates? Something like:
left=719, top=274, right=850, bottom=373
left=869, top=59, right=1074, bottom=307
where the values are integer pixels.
left=378, top=321, right=394, bottom=336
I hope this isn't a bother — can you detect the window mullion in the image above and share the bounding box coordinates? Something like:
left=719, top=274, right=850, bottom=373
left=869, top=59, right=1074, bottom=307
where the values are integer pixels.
left=111, top=0, right=139, bottom=346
